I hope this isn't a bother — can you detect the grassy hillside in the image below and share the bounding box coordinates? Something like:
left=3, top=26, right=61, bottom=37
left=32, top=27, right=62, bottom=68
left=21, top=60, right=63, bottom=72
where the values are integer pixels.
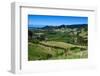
left=28, top=41, right=88, bottom=61
left=28, top=24, right=88, bottom=61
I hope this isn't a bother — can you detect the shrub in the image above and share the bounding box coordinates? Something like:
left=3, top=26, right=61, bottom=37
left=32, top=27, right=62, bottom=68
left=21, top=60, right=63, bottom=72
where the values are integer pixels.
left=32, top=39, right=39, bottom=44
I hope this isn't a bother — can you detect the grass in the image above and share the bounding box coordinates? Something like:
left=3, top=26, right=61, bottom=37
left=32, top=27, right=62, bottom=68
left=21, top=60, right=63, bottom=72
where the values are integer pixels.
left=28, top=24, right=88, bottom=61
left=40, top=41, right=86, bottom=50
left=28, top=41, right=88, bottom=61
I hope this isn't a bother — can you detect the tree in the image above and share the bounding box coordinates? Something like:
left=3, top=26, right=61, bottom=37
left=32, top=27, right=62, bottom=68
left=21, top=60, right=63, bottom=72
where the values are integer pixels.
left=28, top=30, right=33, bottom=40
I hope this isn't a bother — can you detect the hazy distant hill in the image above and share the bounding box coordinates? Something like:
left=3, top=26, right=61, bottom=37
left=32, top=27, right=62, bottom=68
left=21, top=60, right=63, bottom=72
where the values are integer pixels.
left=42, top=24, right=87, bottom=29
left=28, top=24, right=88, bottom=30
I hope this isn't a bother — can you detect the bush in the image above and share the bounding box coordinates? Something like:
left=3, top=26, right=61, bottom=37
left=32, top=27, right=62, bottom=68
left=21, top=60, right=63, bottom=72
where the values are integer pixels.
left=32, top=39, right=39, bottom=44
left=70, top=47, right=80, bottom=52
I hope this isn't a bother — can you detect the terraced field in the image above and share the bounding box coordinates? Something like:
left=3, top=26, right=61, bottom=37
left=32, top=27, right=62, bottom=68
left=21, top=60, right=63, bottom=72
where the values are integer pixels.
left=40, top=41, right=86, bottom=50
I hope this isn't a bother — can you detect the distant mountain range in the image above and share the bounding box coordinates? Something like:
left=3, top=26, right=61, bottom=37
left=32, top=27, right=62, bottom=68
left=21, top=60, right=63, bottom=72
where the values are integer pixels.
left=28, top=24, right=88, bottom=30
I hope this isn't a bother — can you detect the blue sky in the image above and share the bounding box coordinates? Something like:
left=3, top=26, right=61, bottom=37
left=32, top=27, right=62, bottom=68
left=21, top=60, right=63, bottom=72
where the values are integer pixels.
left=28, top=15, right=88, bottom=27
